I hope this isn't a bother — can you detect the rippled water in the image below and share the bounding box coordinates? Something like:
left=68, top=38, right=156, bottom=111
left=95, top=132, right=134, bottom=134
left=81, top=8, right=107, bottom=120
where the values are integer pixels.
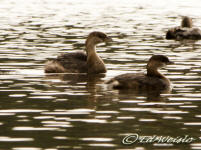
left=0, top=0, right=201, bottom=149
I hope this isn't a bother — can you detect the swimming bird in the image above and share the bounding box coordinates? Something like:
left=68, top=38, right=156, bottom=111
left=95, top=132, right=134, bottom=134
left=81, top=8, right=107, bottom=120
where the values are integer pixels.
left=107, top=55, right=173, bottom=90
left=166, top=16, right=201, bottom=40
left=45, top=32, right=112, bottom=74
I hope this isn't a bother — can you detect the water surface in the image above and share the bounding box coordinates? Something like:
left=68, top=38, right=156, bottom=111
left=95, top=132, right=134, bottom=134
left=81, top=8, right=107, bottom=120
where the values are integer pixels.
left=0, top=0, right=201, bottom=149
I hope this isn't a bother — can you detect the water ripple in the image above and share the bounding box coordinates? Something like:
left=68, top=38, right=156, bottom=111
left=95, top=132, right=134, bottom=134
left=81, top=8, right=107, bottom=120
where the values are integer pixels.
left=0, top=0, right=201, bottom=150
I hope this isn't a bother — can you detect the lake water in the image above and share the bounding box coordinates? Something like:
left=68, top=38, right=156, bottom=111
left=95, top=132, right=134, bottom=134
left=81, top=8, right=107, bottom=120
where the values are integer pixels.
left=0, top=0, right=201, bottom=149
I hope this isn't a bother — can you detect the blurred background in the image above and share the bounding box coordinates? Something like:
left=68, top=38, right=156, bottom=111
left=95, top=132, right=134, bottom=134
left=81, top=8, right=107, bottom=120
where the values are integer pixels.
left=0, top=0, right=201, bottom=149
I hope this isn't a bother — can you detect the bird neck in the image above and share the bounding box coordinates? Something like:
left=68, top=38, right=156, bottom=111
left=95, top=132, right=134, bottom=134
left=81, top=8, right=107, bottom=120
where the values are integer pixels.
left=86, top=42, right=97, bottom=58
left=181, top=18, right=192, bottom=28
left=146, top=63, right=163, bottom=78
left=85, top=42, right=106, bottom=74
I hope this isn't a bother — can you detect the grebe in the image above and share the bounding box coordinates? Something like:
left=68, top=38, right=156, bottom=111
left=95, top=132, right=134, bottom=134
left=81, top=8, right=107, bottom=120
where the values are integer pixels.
left=107, top=55, right=173, bottom=90
left=166, top=16, right=201, bottom=40
left=45, top=31, right=112, bottom=74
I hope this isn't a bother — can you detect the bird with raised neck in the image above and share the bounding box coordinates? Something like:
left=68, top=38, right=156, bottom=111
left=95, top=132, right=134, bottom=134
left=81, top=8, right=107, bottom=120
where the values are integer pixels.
left=166, top=16, right=201, bottom=40
left=107, top=55, right=173, bottom=91
left=45, top=31, right=112, bottom=74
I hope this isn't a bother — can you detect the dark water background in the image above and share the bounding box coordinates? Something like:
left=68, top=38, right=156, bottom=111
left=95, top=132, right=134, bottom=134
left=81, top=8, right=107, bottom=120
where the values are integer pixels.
left=0, top=0, right=201, bottom=149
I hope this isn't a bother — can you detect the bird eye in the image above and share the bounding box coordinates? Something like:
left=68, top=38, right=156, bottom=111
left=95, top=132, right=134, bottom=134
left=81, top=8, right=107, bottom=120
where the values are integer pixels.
left=98, top=34, right=106, bottom=39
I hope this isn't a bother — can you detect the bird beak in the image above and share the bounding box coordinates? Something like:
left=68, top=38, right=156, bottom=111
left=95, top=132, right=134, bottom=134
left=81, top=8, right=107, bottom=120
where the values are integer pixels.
left=104, top=37, right=113, bottom=42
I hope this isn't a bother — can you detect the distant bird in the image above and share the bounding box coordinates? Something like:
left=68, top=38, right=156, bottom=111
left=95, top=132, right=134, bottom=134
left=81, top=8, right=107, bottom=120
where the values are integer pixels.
left=107, top=55, right=173, bottom=91
left=45, top=32, right=112, bottom=74
left=166, top=16, right=201, bottom=40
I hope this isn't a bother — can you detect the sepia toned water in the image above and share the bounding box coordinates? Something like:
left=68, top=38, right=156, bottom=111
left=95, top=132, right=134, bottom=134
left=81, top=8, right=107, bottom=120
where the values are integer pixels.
left=0, top=0, right=201, bottom=149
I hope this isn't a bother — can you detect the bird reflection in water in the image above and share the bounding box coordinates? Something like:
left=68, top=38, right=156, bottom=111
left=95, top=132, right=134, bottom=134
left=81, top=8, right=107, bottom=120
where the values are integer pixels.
left=45, top=73, right=106, bottom=102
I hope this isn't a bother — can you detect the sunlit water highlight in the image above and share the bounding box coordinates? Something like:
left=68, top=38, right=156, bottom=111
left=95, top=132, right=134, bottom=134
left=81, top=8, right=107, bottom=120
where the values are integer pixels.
left=0, top=0, right=201, bottom=150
